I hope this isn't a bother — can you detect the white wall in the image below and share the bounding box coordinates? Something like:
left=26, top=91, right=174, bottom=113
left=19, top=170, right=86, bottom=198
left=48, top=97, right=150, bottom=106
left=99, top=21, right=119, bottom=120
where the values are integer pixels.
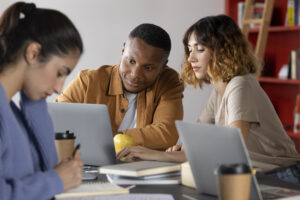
left=2, top=0, right=224, bottom=122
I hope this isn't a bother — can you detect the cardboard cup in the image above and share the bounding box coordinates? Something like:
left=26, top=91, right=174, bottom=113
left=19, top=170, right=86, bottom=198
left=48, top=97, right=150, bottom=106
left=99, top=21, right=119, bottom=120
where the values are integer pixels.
left=216, top=163, right=251, bottom=200
left=217, top=173, right=251, bottom=200
left=55, top=139, right=75, bottom=162
left=55, top=131, right=76, bottom=162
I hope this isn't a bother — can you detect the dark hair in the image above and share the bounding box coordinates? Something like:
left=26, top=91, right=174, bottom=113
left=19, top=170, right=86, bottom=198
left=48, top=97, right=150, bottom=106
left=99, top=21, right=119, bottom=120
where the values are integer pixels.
left=0, top=2, right=83, bottom=72
left=181, top=15, right=260, bottom=88
left=129, top=23, right=171, bottom=55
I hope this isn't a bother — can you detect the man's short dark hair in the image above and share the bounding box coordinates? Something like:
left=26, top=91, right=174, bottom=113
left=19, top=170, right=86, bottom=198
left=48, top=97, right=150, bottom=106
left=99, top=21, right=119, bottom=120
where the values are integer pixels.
left=129, top=23, right=171, bottom=54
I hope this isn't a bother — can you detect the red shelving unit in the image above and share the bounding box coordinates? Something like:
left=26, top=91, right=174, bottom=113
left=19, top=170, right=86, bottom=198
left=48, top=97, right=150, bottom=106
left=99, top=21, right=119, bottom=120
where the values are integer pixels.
left=250, top=26, right=300, bottom=33
left=226, top=0, right=300, bottom=153
left=226, top=0, right=287, bottom=26
left=259, top=77, right=300, bottom=84
left=286, top=130, right=300, bottom=153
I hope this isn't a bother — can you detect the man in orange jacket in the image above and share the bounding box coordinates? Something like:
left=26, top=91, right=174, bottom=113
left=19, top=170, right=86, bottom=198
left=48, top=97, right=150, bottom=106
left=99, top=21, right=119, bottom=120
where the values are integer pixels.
left=56, top=23, right=184, bottom=150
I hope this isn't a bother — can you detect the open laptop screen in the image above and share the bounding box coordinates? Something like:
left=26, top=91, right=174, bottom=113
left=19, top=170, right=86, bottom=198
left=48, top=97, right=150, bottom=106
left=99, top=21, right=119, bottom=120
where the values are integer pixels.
left=175, top=121, right=262, bottom=200
left=47, top=102, right=116, bottom=166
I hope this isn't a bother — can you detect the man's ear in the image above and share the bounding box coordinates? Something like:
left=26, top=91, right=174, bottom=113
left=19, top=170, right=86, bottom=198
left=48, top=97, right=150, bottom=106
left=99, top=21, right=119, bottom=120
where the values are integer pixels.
left=24, top=42, right=41, bottom=64
left=163, top=59, right=168, bottom=66
left=121, top=42, right=126, bottom=56
left=158, top=59, right=168, bottom=75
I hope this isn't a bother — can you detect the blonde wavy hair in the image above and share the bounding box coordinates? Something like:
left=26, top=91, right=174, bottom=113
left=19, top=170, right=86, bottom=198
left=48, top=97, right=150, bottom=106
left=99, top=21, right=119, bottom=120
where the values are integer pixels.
left=181, top=15, right=261, bottom=88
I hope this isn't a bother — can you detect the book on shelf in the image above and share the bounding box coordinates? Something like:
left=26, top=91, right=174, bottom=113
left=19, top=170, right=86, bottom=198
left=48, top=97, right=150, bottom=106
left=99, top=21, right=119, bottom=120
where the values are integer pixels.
left=286, top=0, right=300, bottom=26
left=288, top=49, right=300, bottom=79
left=287, top=0, right=295, bottom=26
left=296, top=0, right=299, bottom=25
left=99, top=160, right=181, bottom=177
left=237, top=2, right=264, bottom=28
left=238, top=2, right=245, bottom=28
left=55, top=181, right=129, bottom=199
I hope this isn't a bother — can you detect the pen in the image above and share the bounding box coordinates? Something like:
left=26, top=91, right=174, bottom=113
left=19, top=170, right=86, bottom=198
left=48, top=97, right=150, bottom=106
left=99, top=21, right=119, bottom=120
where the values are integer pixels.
left=125, top=184, right=136, bottom=190
left=182, top=194, right=198, bottom=200
left=72, top=144, right=81, bottom=158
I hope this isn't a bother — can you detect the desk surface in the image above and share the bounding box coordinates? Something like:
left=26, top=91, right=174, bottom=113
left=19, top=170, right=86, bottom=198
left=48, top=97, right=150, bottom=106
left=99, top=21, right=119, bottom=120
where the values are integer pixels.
left=88, top=171, right=300, bottom=200
left=129, top=174, right=300, bottom=200
left=131, top=184, right=214, bottom=200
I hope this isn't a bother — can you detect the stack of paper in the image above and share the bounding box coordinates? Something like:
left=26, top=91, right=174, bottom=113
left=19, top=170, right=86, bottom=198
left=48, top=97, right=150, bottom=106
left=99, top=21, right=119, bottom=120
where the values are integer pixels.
left=99, top=161, right=181, bottom=177
left=99, top=161, right=181, bottom=185
left=106, top=172, right=181, bottom=185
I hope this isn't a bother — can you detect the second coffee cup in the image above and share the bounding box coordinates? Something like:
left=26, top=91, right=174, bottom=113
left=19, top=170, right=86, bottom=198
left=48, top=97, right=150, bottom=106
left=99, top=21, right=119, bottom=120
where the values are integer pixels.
left=55, top=130, right=76, bottom=162
left=215, top=163, right=251, bottom=200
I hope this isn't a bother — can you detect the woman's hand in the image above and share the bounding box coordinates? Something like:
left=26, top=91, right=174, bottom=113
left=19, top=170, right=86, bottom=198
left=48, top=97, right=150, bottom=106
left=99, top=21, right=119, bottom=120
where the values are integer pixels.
left=166, top=144, right=183, bottom=152
left=116, top=146, right=165, bottom=161
left=55, top=152, right=83, bottom=191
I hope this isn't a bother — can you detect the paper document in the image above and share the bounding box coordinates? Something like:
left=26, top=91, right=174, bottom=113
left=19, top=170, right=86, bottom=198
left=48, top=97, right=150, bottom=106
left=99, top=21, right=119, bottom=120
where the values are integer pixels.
left=55, top=182, right=128, bottom=199
left=106, top=174, right=181, bottom=185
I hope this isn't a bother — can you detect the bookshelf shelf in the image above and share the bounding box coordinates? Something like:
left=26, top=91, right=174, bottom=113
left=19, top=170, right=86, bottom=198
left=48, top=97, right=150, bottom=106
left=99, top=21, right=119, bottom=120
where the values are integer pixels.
left=259, top=77, right=300, bottom=84
left=250, top=26, right=300, bottom=33
left=226, top=0, right=300, bottom=154
left=286, top=130, right=300, bottom=139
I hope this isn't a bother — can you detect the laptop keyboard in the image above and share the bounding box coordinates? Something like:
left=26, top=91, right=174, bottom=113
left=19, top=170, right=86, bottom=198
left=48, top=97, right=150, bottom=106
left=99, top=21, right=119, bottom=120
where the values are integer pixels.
left=261, top=191, right=283, bottom=200
left=260, top=184, right=300, bottom=199
left=82, top=165, right=108, bottom=182
left=82, top=172, right=108, bottom=182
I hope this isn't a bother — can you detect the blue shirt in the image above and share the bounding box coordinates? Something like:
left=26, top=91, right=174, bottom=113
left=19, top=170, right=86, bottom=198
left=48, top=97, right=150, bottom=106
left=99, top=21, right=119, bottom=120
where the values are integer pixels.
left=0, top=84, right=63, bottom=200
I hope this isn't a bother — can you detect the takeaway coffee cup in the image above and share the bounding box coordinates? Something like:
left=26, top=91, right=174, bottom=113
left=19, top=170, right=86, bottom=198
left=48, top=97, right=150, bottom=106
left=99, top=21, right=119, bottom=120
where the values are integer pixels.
left=55, top=130, right=76, bottom=162
left=215, top=163, right=251, bottom=200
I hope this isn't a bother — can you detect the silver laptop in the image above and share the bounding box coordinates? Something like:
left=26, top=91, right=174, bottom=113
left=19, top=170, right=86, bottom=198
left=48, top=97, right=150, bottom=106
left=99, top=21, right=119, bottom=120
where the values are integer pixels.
left=175, top=121, right=262, bottom=200
left=47, top=102, right=116, bottom=166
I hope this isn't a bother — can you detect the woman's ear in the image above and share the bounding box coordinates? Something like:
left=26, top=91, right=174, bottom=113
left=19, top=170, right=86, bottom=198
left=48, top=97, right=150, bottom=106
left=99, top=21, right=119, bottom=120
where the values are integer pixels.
left=24, top=42, right=41, bottom=64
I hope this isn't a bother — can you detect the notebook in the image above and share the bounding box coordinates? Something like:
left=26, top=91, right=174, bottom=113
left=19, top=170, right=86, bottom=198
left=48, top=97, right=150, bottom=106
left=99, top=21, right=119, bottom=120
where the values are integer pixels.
left=106, top=172, right=181, bottom=185
left=99, top=161, right=181, bottom=177
left=47, top=102, right=116, bottom=166
left=55, top=182, right=129, bottom=199
left=56, top=193, right=175, bottom=200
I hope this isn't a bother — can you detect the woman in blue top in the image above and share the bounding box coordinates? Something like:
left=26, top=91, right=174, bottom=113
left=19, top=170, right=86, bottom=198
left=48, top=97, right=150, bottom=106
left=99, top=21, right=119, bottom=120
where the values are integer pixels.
left=0, top=2, right=84, bottom=199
